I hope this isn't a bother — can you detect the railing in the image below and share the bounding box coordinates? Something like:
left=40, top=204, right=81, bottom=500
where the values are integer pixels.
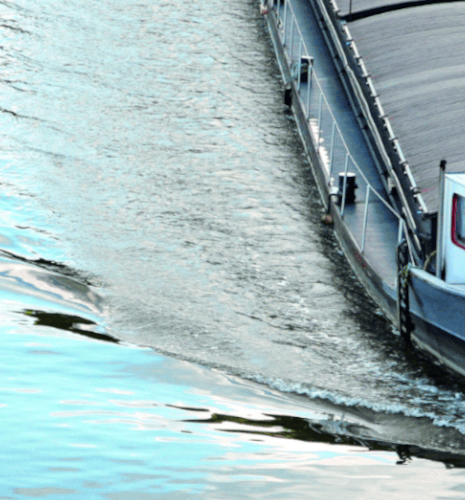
left=273, top=0, right=417, bottom=265
left=340, top=23, right=428, bottom=215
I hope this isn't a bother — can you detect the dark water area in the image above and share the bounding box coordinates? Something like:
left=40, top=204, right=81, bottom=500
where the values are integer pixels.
left=3, top=0, right=465, bottom=497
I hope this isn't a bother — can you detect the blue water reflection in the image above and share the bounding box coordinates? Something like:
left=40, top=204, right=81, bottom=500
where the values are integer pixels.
left=1, top=326, right=214, bottom=496
left=3, top=0, right=465, bottom=496
left=3, top=310, right=465, bottom=498
left=2, top=317, right=317, bottom=498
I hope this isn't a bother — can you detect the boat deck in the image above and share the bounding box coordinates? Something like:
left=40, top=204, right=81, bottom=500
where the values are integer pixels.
left=272, top=0, right=401, bottom=289
left=336, top=0, right=427, bottom=17
left=340, top=0, right=465, bottom=213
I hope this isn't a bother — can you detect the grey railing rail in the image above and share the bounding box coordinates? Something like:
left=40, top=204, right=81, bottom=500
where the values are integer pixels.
left=273, top=0, right=417, bottom=265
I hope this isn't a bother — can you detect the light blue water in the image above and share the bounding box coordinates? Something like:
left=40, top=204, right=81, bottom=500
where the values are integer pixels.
left=3, top=0, right=465, bottom=497
left=4, top=313, right=465, bottom=499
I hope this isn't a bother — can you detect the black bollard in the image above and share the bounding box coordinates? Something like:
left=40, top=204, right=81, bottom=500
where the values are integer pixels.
left=338, top=172, right=357, bottom=205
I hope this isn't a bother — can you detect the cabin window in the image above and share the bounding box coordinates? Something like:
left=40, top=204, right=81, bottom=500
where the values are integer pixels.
left=452, top=194, right=465, bottom=249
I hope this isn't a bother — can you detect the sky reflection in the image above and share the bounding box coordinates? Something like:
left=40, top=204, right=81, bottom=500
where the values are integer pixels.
left=2, top=313, right=465, bottom=498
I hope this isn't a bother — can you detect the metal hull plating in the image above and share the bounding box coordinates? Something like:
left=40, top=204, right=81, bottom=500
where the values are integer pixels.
left=409, top=269, right=465, bottom=376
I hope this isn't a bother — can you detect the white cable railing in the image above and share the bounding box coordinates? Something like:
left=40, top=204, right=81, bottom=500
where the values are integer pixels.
left=273, top=0, right=417, bottom=265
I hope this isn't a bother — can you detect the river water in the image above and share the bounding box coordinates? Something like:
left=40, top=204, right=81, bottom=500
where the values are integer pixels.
left=2, top=0, right=465, bottom=498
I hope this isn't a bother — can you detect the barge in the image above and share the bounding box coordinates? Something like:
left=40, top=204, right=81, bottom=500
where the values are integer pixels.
left=262, top=0, right=465, bottom=376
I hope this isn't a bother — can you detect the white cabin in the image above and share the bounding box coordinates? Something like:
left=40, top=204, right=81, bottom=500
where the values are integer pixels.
left=439, top=173, right=465, bottom=284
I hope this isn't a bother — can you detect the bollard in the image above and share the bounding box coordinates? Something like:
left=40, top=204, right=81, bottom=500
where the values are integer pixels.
left=284, top=86, right=292, bottom=107
left=300, top=56, right=313, bottom=83
left=338, top=172, right=357, bottom=205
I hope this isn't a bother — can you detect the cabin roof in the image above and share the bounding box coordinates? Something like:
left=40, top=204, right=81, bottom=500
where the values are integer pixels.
left=343, top=2, right=465, bottom=212
left=447, top=173, right=465, bottom=189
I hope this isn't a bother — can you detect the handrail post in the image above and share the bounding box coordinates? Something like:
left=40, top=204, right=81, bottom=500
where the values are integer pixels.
left=361, top=186, right=370, bottom=253
left=297, top=38, right=302, bottom=89
left=316, top=92, right=323, bottom=149
left=436, top=159, right=447, bottom=279
left=340, top=152, right=350, bottom=218
left=283, top=0, right=288, bottom=45
left=397, top=218, right=404, bottom=245
left=306, top=61, right=313, bottom=118
left=328, top=121, right=336, bottom=177
left=290, top=18, right=295, bottom=61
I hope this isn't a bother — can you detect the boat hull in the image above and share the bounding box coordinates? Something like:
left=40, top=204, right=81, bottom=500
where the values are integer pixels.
left=265, top=0, right=465, bottom=379
left=409, top=269, right=465, bottom=376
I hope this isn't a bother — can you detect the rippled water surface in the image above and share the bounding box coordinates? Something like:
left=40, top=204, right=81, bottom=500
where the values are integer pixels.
left=3, top=0, right=465, bottom=497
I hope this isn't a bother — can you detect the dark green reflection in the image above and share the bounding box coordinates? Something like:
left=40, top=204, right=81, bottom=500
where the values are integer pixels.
left=179, top=409, right=465, bottom=469
left=23, top=309, right=119, bottom=344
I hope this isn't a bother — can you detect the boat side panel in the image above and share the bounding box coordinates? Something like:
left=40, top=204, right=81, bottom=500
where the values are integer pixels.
left=330, top=200, right=398, bottom=322
left=411, top=312, right=465, bottom=378
left=409, top=270, right=465, bottom=372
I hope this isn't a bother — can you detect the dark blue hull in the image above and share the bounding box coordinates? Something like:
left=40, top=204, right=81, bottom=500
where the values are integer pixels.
left=409, top=269, right=465, bottom=376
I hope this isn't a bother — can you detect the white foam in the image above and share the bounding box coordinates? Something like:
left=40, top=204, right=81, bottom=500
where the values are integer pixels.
left=246, top=373, right=465, bottom=435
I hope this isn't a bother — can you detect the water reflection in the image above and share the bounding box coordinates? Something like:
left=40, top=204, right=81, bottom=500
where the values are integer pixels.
left=3, top=313, right=465, bottom=498
left=24, top=309, right=119, bottom=344
left=180, top=410, right=465, bottom=469
left=0, top=254, right=103, bottom=318
left=0, top=248, right=101, bottom=287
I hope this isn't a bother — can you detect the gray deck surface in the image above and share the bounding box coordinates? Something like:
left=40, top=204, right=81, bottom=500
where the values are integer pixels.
left=276, top=0, right=401, bottom=287
left=334, top=0, right=425, bottom=17
left=345, top=2, right=465, bottom=212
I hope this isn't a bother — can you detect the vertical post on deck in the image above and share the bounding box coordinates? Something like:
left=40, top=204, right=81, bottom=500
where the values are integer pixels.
left=316, top=92, right=323, bottom=150
left=306, top=60, right=313, bottom=119
left=361, top=186, right=370, bottom=253
left=340, top=152, right=350, bottom=218
left=328, top=121, right=336, bottom=177
left=289, top=18, right=294, bottom=61
left=436, top=159, right=447, bottom=279
left=283, top=0, right=288, bottom=45
left=397, top=218, right=404, bottom=245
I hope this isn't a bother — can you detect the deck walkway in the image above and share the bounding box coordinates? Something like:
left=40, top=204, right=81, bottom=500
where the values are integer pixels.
left=271, top=0, right=402, bottom=288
